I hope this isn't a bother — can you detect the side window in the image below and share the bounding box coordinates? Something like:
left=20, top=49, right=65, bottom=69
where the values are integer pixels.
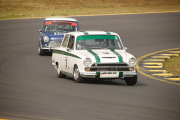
left=62, top=35, right=69, bottom=47
left=68, top=35, right=75, bottom=49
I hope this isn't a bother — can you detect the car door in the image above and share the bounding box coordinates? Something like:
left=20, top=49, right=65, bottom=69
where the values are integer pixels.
left=65, top=35, right=75, bottom=75
left=60, top=34, right=70, bottom=73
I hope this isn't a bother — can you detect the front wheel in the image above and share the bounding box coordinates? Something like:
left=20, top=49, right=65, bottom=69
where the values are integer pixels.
left=73, top=66, right=85, bottom=83
left=38, top=45, right=45, bottom=56
left=124, top=76, right=137, bottom=86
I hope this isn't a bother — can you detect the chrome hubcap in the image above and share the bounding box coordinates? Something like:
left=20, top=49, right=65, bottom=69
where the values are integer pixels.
left=74, top=67, right=79, bottom=80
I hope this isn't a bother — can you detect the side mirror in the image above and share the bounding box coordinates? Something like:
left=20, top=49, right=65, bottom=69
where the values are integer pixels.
left=124, top=47, right=127, bottom=51
left=39, top=29, right=42, bottom=32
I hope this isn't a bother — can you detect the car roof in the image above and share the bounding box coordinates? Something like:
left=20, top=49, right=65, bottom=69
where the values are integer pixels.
left=44, top=17, right=78, bottom=22
left=67, top=31, right=119, bottom=36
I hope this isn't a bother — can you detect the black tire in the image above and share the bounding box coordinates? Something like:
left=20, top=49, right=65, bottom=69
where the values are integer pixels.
left=125, top=76, right=137, bottom=86
left=73, top=66, right=85, bottom=83
left=38, top=45, right=45, bottom=56
left=57, top=64, right=66, bottom=78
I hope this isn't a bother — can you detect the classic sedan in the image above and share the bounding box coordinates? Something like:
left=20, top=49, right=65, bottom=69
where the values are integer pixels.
left=38, top=17, right=79, bottom=55
left=52, top=31, right=137, bottom=85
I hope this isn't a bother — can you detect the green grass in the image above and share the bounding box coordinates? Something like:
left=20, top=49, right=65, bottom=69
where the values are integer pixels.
left=0, top=0, right=180, bottom=19
left=164, top=56, right=180, bottom=77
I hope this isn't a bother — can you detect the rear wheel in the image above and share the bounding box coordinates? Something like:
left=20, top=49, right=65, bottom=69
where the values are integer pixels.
left=124, top=76, right=137, bottom=86
left=73, top=66, right=84, bottom=83
left=57, top=64, right=66, bottom=78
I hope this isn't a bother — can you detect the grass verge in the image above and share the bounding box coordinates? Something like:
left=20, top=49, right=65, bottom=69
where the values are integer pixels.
left=164, top=56, right=180, bottom=77
left=0, top=0, right=180, bottom=19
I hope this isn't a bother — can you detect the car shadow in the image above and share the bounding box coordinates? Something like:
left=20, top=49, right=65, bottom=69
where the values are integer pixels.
left=66, top=77, right=145, bottom=86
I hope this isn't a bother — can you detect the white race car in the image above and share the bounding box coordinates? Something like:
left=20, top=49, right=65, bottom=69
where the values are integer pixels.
left=52, top=31, right=137, bottom=85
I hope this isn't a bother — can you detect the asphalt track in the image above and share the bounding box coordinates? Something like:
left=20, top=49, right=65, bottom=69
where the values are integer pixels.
left=0, top=12, right=180, bottom=120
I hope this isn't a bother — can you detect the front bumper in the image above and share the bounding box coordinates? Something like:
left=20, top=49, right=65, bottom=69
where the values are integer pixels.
left=81, top=62, right=137, bottom=79
left=80, top=71, right=137, bottom=79
left=123, top=71, right=138, bottom=77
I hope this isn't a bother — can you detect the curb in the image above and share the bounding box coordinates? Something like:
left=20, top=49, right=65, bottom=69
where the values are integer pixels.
left=136, top=48, right=180, bottom=85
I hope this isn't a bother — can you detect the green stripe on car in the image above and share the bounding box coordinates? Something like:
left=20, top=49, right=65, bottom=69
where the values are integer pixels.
left=77, top=35, right=119, bottom=41
left=87, top=50, right=101, bottom=63
left=87, top=50, right=101, bottom=78
left=119, top=72, right=123, bottom=78
left=110, top=49, right=123, bottom=62
left=106, top=32, right=111, bottom=35
left=110, top=49, right=123, bottom=77
left=53, top=49, right=81, bottom=59
left=61, top=71, right=73, bottom=77
left=96, top=72, right=100, bottom=78
left=84, top=32, right=89, bottom=35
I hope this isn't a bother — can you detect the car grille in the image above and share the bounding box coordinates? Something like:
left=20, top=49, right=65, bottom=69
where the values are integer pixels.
left=88, top=62, right=133, bottom=71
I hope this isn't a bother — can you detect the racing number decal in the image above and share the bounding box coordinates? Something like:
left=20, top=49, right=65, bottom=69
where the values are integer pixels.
left=65, top=57, right=68, bottom=69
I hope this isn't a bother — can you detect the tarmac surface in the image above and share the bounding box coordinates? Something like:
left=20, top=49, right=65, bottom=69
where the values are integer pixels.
left=0, top=12, right=180, bottom=120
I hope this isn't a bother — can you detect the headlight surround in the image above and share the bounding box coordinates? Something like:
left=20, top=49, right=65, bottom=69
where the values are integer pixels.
left=129, top=58, right=136, bottom=66
left=43, top=36, right=49, bottom=42
left=83, top=58, right=92, bottom=67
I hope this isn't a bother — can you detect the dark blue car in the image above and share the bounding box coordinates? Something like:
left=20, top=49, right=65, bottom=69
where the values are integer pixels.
left=38, top=17, right=79, bottom=55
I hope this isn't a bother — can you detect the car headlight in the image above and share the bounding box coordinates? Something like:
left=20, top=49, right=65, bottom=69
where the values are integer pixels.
left=129, top=58, right=136, bottom=66
left=83, top=58, right=92, bottom=66
left=43, top=36, right=49, bottom=42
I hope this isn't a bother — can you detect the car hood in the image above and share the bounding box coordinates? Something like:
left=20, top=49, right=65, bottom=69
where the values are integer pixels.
left=78, top=49, right=128, bottom=63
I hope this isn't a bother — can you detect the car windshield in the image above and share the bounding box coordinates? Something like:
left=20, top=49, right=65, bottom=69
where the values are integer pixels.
left=76, top=35, right=123, bottom=50
left=44, top=21, right=78, bottom=32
